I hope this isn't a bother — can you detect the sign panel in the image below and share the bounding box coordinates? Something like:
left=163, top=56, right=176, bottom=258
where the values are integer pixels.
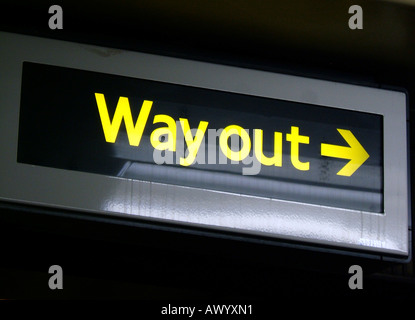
left=18, top=62, right=383, bottom=213
left=0, top=32, right=409, bottom=258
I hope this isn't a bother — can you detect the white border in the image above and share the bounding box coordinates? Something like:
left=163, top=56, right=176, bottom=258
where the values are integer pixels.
left=0, top=32, right=409, bottom=256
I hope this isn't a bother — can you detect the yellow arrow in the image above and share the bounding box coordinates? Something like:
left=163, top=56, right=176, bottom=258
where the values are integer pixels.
left=321, top=129, right=369, bottom=177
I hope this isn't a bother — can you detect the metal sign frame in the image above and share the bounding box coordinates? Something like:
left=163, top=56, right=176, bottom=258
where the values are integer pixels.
left=0, top=32, right=410, bottom=259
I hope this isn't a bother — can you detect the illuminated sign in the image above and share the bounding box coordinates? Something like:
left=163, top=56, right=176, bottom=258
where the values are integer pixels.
left=94, top=92, right=370, bottom=177
left=0, top=32, right=409, bottom=258
left=18, top=62, right=382, bottom=213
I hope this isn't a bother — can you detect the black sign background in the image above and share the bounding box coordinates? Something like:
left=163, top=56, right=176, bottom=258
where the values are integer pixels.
left=18, top=62, right=383, bottom=212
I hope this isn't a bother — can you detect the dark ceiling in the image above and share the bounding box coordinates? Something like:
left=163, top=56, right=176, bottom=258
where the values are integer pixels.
left=2, top=0, right=415, bottom=77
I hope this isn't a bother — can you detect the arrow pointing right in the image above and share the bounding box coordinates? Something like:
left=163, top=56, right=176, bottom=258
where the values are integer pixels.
left=321, top=129, right=370, bottom=177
